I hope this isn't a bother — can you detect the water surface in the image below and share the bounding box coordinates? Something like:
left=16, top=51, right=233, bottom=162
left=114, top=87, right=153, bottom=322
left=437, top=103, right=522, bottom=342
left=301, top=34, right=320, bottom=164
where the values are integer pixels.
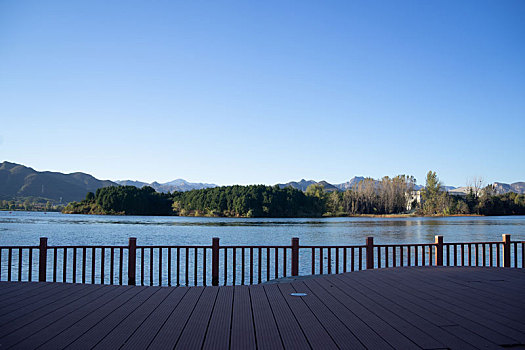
left=1, top=211, right=524, bottom=246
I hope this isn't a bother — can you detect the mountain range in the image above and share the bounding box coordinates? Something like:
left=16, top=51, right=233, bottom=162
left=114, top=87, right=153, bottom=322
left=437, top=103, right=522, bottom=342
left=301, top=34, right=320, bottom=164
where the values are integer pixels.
left=0, top=161, right=115, bottom=203
left=115, top=179, right=217, bottom=193
left=278, top=177, right=427, bottom=191
left=1, top=161, right=524, bottom=205
left=493, top=182, right=525, bottom=195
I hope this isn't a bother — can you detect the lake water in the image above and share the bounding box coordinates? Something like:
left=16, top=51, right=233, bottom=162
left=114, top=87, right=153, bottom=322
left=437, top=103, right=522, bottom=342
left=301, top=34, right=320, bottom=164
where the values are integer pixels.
left=1, top=211, right=524, bottom=246
left=1, top=211, right=523, bottom=285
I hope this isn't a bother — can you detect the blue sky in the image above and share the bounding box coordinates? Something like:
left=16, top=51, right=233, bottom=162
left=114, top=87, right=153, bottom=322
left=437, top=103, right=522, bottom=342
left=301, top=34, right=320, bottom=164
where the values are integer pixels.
left=1, top=0, right=524, bottom=187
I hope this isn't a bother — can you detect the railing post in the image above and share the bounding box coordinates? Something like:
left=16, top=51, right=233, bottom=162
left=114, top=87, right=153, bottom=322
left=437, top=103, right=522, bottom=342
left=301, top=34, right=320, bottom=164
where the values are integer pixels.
left=212, top=237, right=220, bottom=286
left=38, top=237, right=48, bottom=282
left=128, top=238, right=137, bottom=285
left=435, top=235, right=444, bottom=266
left=366, top=237, right=374, bottom=269
left=502, top=234, right=511, bottom=268
left=291, top=237, right=299, bottom=276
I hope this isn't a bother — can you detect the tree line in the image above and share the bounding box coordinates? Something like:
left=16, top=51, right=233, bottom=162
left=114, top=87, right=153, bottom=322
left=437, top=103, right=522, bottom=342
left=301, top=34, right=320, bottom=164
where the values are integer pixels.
left=419, top=171, right=525, bottom=216
left=63, top=186, right=172, bottom=215
left=62, top=173, right=525, bottom=217
left=0, top=198, right=63, bottom=212
left=323, top=175, right=416, bottom=215
left=171, top=185, right=321, bottom=217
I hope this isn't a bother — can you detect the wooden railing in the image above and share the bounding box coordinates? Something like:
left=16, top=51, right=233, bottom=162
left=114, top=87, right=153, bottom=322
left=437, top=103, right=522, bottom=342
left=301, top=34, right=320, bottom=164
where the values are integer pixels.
left=0, top=235, right=522, bottom=286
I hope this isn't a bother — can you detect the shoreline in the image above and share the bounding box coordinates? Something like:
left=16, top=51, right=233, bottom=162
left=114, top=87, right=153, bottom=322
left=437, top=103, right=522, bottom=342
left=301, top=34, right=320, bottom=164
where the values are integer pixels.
left=0, top=208, right=62, bottom=213
left=340, top=213, right=484, bottom=218
left=3, top=210, right=492, bottom=218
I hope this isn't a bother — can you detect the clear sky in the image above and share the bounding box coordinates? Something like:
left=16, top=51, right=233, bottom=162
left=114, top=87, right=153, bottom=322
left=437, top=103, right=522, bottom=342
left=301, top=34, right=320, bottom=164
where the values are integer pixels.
left=1, top=0, right=524, bottom=187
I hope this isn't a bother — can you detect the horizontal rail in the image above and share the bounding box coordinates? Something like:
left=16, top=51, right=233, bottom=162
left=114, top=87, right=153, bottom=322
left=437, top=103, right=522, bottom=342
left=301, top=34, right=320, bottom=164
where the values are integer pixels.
left=442, top=241, right=505, bottom=245
left=220, top=245, right=291, bottom=249
left=0, top=245, right=39, bottom=249
left=47, top=245, right=128, bottom=249
left=136, top=245, right=210, bottom=249
left=375, top=243, right=432, bottom=248
left=300, top=245, right=365, bottom=249
left=0, top=235, right=522, bottom=286
left=3, top=241, right=522, bottom=250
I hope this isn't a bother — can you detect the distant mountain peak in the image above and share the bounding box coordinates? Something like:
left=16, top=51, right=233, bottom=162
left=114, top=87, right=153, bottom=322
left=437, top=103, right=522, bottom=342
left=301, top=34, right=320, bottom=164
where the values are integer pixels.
left=493, top=182, right=525, bottom=194
left=115, top=178, right=217, bottom=193
left=277, top=179, right=338, bottom=192
left=334, top=176, right=367, bottom=191
left=277, top=179, right=317, bottom=191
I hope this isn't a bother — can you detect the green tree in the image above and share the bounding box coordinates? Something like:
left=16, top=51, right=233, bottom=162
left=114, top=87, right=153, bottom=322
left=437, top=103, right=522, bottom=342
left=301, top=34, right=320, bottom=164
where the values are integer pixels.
left=305, top=184, right=326, bottom=198
left=465, top=189, right=478, bottom=213
left=422, top=171, right=447, bottom=215
left=327, top=191, right=341, bottom=215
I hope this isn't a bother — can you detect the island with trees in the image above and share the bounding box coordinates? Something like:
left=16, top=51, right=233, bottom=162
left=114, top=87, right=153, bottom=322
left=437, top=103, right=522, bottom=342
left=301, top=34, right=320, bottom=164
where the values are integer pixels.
left=62, top=172, right=525, bottom=217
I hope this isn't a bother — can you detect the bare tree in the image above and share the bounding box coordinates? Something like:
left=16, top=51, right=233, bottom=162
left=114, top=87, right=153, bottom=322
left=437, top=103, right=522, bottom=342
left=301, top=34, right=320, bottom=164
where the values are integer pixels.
left=466, top=176, right=484, bottom=198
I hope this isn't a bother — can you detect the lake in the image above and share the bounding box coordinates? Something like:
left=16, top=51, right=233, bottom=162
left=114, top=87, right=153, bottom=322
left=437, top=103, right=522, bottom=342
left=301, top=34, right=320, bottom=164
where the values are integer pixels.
left=1, top=211, right=524, bottom=246
left=1, top=211, right=524, bottom=285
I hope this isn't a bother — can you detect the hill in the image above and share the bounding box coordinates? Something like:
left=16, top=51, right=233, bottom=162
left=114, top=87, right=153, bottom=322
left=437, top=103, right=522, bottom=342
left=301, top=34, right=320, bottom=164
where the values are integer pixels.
left=493, top=182, right=525, bottom=194
left=277, top=179, right=317, bottom=191
left=277, top=179, right=341, bottom=192
left=0, top=161, right=116, bottom=204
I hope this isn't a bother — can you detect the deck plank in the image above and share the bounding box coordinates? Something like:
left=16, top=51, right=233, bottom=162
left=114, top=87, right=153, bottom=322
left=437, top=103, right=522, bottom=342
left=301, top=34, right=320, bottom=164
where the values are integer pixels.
left=37, top=286, right=147, bottom=350
left=310, top=277, right=421, bottom=350
left=0, top=281, right=49, bottom=299
left=92, top=287, right=174, bottom=349
left=64, top=286, right=161, bottom=350
left=405, top=268, right=525, bottom=322
left=230, top=285, right=256, bottom=350
left=301, top=277, right=394, bottom=349
left=121, top=287, right=188, bottom=349
left=0, top=284, right=96, bottom=338
left=406, top=268, right=525, bottom=324
left=290, top=280, right=366, bottom=349
left=354, top=269, right=521, bottom=349
left=326, top=274, right=445, bottom=349
left=147, top=286, right=204, bottom=350
left=175, top=287, right=219, bottom=349
left=249, top=285, right=283, bottom=350
left=356, top=269, right=519, bottom=346
left=202, top=286, right=233, bottom=350
left=277, top=282, right=339, bottom=350
left=263, top=283, right=311, bottom=350
left=410, top=267, right=525, bottom=299
left=5, top=285, right=117, bottom=349
left=335, top=272, right=480, bottom=350
left=381, top=268, right=525, bottom=340
left=440, top=325, right=505, bottom=350
left=10, top=285, right=133, bottom=350
left=0, top=282, right=64, bottom=316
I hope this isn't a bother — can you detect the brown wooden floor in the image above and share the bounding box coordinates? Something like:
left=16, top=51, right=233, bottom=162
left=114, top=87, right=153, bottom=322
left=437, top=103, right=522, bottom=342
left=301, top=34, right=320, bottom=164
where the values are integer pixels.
left=0, top=267, right=524, bottom=349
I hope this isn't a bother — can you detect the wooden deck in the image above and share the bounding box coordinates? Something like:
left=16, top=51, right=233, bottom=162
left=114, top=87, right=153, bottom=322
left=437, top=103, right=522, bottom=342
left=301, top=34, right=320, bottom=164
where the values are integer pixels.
left=0, top=267, right=524, bottom=349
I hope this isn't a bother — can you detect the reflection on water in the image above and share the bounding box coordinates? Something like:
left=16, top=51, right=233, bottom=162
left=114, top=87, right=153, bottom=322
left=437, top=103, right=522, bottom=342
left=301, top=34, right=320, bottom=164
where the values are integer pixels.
left=3, top=216, right=524, bottom=227
left=0, top=211, right=524, bottom=247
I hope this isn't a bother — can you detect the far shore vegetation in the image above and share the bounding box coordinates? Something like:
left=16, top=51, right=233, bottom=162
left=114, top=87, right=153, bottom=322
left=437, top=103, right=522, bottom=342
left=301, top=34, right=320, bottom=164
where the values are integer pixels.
left=0, top=198, right=64, bottom=212
left=61, top=171, right=525, bottom=218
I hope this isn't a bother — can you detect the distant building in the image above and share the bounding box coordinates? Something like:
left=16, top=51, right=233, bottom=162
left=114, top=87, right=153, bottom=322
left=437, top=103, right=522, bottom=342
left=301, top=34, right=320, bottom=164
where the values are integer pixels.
left=406, top=187, right=468, bottom=211
left=406, top=190, right=422, bottom=211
